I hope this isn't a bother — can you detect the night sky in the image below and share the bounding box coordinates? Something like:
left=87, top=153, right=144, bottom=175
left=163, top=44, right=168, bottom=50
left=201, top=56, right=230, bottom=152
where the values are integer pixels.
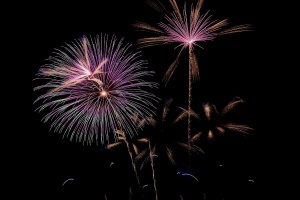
left=13, top=0, right=271, bottom=199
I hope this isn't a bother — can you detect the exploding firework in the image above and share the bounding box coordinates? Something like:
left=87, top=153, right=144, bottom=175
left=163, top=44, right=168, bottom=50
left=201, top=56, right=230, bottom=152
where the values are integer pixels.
left=134, top=0, right=252, bottom=85
left=179, top=97, right=254, bottom=142
left=133, top=0, right=252, bottom=165
left=33, top=34, right=159, bottom=145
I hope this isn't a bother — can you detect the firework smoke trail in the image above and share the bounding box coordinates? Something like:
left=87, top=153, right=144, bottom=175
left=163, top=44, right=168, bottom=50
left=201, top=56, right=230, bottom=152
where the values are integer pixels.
left=33, top=34, right=159, bottom=145
left=125, top=140, right=145, bottom=198
left=149, top=141, right=158, bottom=200
left=129, top=186, right=133, bottom=200
left=125, top=137, right=142, bottom=189
left=106, top=115, right=158, bottom=198
left=112, top=130, right=143, bottom=193
left=134, top=0, right=251, bottom=167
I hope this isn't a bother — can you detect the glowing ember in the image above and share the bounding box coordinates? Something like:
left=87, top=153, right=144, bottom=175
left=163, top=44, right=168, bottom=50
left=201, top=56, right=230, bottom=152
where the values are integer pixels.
left=100, top=90, right=108, bottom=97
left=187, top=39, right=194, bottom=45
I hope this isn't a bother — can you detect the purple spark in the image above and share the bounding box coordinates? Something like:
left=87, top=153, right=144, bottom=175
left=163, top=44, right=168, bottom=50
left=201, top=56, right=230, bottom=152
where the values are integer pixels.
left=33, top=34, right=159, bottom=145
left=159, top=9, right=218, bottom=49
left=135, top=0, right=252, bottom=84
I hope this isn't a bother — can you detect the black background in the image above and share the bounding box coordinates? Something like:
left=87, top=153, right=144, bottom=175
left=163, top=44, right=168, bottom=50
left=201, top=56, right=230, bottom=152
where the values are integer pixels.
left=8, top=0, right=278, bottom=199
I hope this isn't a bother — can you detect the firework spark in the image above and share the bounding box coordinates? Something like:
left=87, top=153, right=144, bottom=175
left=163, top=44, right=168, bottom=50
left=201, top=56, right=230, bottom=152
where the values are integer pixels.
left=135, top=98, right=203, bottom=170
left=33, top=34, right=159, bottom=145
left=105, top=113, right=159, bottom=198
left=106, top=129, right=147, bottom=191
left=187, top=97, right=254, bottom=142
left=62, top=178, right=74, bottom=186
left=134, top=0, right=252, bottom=144
left=135, top=98, right=203, bottom=200
left=134, top=0, right=251, bottom=167
left=134, top=0, right=252, bottom=85
left=177, top=172, right=199, bottom=182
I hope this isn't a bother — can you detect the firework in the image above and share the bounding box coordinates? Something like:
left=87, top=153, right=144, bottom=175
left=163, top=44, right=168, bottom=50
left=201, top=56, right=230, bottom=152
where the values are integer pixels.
left=135, top=98, right=204, bottom=200
left=180, top=97, right=254, bottom=142
left=136, top=98, right=204, bottom=168
left=134, top=0, right=251, bottom=85
left=33, top=34, right=159, bottom=145
left=133, top=0, right=252, bottom=165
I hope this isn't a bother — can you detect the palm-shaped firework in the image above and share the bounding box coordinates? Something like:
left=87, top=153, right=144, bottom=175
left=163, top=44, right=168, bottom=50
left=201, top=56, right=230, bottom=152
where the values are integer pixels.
left=135, top=98, right=204, bottom=200
left=177, top=97, right=253, bottom=143
left=133, top=0, right=252, bottom=150
left=33, top=34, right=159, bottom=145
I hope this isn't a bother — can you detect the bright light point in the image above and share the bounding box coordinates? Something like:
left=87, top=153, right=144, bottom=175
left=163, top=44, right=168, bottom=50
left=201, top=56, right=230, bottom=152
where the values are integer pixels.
left=110, top=162, right=114, bottom=166
left=100, top=90, right=108, bottom=97
left=185, top=39, right=195, bottom=45
left=85, top=70, right=91, bottom=76
left=188, top=39, right=194, bottom=44
left=78, top=64, right=91, bottom=75
left=248, top=180, right=254, bottom=182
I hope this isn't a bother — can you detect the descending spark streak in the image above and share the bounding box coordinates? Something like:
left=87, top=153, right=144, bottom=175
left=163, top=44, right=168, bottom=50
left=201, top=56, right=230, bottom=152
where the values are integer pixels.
left=149, top=141, right=158, bottom=200
left=110, top=162, right=114, bottom=166
left=142, top=184, right=148, bottom=188
left=62, top=178, right=74, bottom=186
left=177, top=172, right=199, bottom=182
left=181, top=173, right=199, bottom=182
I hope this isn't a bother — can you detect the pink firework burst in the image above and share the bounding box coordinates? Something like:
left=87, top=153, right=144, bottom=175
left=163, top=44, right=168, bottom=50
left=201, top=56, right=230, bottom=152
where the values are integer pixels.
left=134, top=0, right=252, bottom=84
left=133, top=0, right=252, bottom=165
left=33, top=34, right=159, bottom=145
